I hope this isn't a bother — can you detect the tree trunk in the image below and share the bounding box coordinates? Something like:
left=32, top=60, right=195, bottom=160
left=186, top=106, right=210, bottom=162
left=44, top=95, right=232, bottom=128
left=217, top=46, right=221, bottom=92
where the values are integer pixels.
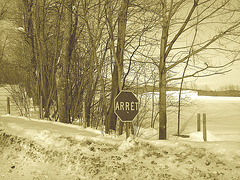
left=57, top=0, right=72, bottom=123
left=159, top=69, right=167, bottom=139
left=151, top=75, right=156, bottom=128
left=106, top=64, right=119, bottom=132
left=106, top=0, right=129, bottom=134
left=159, top=0, right=168, bottom=140
left=85, top=101, right=91, bottom=127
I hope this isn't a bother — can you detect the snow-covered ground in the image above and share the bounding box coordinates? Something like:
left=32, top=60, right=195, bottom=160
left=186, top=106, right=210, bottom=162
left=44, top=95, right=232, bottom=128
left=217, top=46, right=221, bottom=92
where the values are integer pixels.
left=0, top=115, right=240, bottom=179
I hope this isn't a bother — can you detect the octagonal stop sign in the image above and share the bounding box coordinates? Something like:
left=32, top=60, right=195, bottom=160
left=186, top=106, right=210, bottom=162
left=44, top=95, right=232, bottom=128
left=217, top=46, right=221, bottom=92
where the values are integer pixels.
left=114, top=91, right=139, bottom=122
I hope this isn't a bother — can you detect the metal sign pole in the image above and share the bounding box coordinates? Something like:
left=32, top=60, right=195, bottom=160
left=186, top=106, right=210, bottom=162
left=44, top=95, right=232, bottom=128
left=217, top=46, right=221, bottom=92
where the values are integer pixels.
left=126, top=122, right=130, bottom=139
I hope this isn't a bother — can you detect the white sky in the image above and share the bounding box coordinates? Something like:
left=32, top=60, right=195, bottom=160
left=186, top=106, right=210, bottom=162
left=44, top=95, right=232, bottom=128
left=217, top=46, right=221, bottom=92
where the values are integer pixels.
left=195, top=60, right=240, bottom=90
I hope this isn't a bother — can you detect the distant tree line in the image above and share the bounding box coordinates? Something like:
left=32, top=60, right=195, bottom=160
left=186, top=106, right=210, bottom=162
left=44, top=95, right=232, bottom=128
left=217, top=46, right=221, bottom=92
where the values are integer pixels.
left=198, top=90, right=240, bottom=97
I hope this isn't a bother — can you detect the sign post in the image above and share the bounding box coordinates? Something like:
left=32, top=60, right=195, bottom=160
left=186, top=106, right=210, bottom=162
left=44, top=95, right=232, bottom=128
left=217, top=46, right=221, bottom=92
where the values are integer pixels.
left=114, top=91, right=139, bottom=139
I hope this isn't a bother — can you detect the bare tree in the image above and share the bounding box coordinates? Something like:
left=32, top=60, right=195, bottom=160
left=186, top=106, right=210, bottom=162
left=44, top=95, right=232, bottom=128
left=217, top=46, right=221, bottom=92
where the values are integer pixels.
left=154, top=0, right=240, bottom=139
left=105, top=0, right=130, bottom=134
left=57, top=0, right=78, bottom=123
left=81, top=0, right=110, bottom=128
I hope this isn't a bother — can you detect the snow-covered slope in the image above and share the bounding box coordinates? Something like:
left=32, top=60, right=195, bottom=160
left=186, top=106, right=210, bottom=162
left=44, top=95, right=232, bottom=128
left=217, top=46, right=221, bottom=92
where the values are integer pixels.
left=0, top=115, right=240, bottom=179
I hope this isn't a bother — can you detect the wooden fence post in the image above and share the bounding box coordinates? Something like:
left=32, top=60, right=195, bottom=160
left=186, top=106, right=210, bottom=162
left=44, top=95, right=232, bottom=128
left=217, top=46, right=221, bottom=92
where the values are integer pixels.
left=203, top=113, right=207, bottom=141
left=197, top=113, right=201, bottom=132
left=7, top=97, right=10, bottom=115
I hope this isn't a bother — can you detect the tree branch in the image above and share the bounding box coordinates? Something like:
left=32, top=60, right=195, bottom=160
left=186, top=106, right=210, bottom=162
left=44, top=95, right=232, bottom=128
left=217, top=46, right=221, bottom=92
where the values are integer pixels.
left=166, top=21, right=240, bottom=71
left=167, top=58, right=237, bottom=82
left=123, top=31, right=143, bottom=88
left=165, top=0, right=199, bottom=58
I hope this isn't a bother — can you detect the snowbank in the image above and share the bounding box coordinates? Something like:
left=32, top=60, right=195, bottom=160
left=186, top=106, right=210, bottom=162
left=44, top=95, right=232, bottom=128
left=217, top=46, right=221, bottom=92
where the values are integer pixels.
left=188, top=131, right=219, bottom=142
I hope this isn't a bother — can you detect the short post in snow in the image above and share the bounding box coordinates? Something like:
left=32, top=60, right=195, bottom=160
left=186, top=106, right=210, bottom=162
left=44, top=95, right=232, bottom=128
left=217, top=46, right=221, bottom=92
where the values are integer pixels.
left=197, top=113, right=201, bottom=132
left=7, top=97, right=10, bottom=115
left=203, top=113, right=207, bottom=141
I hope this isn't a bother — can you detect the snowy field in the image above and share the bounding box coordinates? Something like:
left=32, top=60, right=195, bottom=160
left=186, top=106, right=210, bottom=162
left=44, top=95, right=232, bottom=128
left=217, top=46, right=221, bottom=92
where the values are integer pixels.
left=181, top=95, right=240, bottom=142
left=137, top=91, right=240, bottom=142
left=1, top=86, right=239, bottom=142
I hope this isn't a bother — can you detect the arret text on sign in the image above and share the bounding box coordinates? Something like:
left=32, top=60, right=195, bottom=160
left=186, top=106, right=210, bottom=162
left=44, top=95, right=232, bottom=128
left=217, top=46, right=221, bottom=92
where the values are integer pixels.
left=115, top=101, right=138, bottom=111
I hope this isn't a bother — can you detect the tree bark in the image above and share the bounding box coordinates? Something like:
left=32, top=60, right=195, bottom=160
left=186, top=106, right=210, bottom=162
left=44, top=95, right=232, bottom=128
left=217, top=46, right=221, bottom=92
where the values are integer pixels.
left=159, top=0, right=168, bottom=140
left=107, top=64, right=119, bottom=131
left=106, top=0, right=129, bottom=134
left=57, top=0, right=72, bottom=123
left=159, top=68, right=167, bottom=139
